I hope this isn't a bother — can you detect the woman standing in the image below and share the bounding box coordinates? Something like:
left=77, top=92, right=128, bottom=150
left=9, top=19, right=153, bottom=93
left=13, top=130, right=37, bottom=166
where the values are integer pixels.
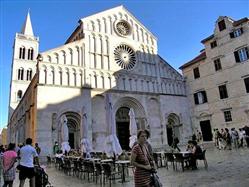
left=2, top=143, right=17, bottom=187
left=131, top=130, right=154, bottom=187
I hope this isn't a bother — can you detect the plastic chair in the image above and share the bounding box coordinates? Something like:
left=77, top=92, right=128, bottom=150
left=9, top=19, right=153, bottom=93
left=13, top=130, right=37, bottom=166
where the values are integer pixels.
left=197, top=149, right=208, bottom=169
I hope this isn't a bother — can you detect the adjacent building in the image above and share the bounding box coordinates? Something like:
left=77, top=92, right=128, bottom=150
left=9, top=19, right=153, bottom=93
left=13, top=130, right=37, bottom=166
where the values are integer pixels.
left=180, top=16, right=249, bottom=141
left=8, top=6, right=192, bottom=158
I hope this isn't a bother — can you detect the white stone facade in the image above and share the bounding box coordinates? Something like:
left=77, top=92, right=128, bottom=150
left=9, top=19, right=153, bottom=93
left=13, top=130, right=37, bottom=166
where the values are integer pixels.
left=8, top=6, right=192, bottom=157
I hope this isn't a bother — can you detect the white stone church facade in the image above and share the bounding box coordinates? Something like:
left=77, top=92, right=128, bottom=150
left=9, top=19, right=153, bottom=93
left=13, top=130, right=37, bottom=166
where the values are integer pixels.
left=8, top=6, right=192, bottom=157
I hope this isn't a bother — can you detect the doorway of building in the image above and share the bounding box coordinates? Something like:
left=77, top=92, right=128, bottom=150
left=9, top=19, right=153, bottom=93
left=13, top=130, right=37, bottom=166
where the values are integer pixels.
left=167, top=127, right=173, bottom=146
left=200, top=120, right=213, bottom=141
left=167, top=113, right=181, bottom=146
left=60, top=112, right=81, bottom=150
left=69, top=133, right=74, bottom=149
left=116, top=107, right=130, bottom=150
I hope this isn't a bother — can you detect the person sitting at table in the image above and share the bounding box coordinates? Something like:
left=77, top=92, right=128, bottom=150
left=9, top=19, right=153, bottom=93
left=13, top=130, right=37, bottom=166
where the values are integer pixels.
left=131, top=130, right=155, bottom=187
left=189, top=140, right=203, bottom=170
left=172, top=137, right=181, bottom=152
left=186, top=140, right=193, bottom=152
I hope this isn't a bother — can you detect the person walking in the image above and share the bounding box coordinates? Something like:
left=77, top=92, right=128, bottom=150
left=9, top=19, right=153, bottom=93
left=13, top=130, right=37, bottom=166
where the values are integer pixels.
left=18, top=138, right=39, bottom=187
left=34, top=143, right=41, bottom=155
left=2, top=143, right=17, bottom=187
left=131, top=130, right=154, bottom=187
left=53, top=141, right=60, bottom=155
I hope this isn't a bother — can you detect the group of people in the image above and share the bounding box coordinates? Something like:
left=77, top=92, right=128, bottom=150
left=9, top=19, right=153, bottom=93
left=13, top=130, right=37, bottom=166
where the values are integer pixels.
left=213, top=125, right=249, bottom=150
left=0, top=138, right=40, bottom=187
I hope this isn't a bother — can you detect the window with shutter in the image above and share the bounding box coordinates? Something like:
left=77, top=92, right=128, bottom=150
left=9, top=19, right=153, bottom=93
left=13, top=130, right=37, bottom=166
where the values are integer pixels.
left=244, top=77, right=249, bottom=93
left=234, top=47, right=249, bottom=63
left=193, top=91, right=208, bottom=105
left=210, top=41, right=217, bottom=49
left=214, top=58, right=222, bottom=71
left=230, top=28, right=243, bottom=38
left=219, top=85, right=228, bottom=99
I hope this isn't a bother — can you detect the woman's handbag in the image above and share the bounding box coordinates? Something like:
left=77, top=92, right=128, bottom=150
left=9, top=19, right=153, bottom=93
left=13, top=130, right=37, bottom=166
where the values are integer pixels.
left=151, top=172, right=163, bottom=187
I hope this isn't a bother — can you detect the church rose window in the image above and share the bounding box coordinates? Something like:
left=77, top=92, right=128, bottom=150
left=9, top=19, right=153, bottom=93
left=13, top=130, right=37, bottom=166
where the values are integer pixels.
left=115, top=20, right=131, bottom=37
left=114, top=44, right=136, bottom=70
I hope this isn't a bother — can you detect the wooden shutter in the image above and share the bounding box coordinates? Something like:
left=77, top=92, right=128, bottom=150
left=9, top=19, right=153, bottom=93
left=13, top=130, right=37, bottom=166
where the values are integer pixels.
left=194, top=93, right=199, bottom=104
left=245, top=47, right=249, bottom=59
left=234, top=51, right=240, bottom=62
left=240, top=27, right=243, bottom=34
left=202, top=91, right=208, bottom=103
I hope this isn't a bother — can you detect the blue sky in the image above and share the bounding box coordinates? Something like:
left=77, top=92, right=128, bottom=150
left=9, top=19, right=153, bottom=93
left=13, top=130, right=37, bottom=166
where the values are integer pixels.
left=0, top=0, right=248, bottom=130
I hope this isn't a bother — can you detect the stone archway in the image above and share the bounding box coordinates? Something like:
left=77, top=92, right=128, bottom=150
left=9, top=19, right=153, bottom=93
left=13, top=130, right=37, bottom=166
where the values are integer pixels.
left=166, top=113, right=181, bottom=146
left=58, top=112, right=81, bottom=149
left=114, top=97, right=146, bottom=150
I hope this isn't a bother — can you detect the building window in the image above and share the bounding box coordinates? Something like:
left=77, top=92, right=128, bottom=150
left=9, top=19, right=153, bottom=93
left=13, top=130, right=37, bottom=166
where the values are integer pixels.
left=224, top=110, right=232, bottom=122
left=194, top=90, right=208, bottom=105
left=234, top=47, right=249, bottom=63
left=210, top=41, right=217, bottom=49
left=59, top=71, right=62, bottom=85
left=27, top=48, right=34, bottom=60
left=18, top=68, right=24, bottom=80
left=244, top=77, right=249, bottom=93
left=17, top=90, right=23, bottom=101
left=214, top=58, right=222, bottom=71
left=218, top=20, right=226, bottom=31
left=230, top=28, right=243, bottom=38
left=219, top=84, right=228, bottom=99
left=26, top=69, right=32, bottom=81
left=193, top=67, right=200, bottom=79
left=19, top=47, right=25, bottom=59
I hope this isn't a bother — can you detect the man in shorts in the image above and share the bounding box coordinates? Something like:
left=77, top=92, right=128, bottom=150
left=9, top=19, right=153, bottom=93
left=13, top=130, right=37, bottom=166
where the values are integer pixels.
left=18, top=138, right=39, bottom=187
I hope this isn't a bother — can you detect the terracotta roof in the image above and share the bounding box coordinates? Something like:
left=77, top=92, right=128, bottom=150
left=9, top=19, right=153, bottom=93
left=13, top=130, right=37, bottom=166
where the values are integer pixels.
left=233, top=17, right=249, bottom=27
left=201, top=34, right=214, bottom=44
left=179, top=51, right=206, bottom=70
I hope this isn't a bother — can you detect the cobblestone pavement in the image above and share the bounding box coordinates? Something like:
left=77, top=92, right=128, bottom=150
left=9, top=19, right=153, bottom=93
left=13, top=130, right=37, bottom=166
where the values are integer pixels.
left=11, top=147, right=249, bottom=187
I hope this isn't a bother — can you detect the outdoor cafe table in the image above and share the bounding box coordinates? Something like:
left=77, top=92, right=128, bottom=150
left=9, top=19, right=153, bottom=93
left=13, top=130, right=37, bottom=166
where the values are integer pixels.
left=115, top=160, right=130, bottom=183
left=100, top=159, right=113, bottom=163
left=179, top=151, right=192, bottom=158
left=84, top=158, right=101, bottom=162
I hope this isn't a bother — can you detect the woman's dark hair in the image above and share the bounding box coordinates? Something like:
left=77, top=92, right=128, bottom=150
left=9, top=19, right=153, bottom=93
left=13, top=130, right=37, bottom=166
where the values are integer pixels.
left=144, top=129, right=150, bottom=138
left=137, top=130, right=146, bottom=139
left=8, top=143, right=15, bottom=150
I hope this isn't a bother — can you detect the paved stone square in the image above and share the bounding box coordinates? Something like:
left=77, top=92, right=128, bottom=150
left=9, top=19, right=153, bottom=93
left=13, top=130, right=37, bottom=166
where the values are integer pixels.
left=11, top=147, right=249, bottom=187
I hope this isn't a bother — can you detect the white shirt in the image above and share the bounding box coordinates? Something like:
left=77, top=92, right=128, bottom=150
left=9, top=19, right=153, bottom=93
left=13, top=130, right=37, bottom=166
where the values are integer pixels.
left=19, top=145, right=38, bottom=168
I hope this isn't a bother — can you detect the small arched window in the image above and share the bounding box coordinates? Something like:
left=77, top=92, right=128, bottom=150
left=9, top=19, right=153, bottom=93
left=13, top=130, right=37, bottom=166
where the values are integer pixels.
left=26, top=68, right=32, bottom=81
left=59, top=70, right=62, bottom=85
left=17, top=90, right=23, bottom=101
left=28, top=48, right=34, bottom=60
left=18, top=68, right=24, bottom=80
left=19, top=46, right=25, bottom=59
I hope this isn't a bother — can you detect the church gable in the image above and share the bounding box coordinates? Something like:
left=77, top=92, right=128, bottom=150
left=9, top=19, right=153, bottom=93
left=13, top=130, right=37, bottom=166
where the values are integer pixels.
left=80, top=5, right=157, bottom=48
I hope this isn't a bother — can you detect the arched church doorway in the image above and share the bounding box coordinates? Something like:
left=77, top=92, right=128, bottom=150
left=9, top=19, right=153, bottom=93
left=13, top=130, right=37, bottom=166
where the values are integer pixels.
left=167, top=113, right=181, bottom=146
left=116, top=107, right=130, bottom=151
left=60, top=112, right=81, bottom=150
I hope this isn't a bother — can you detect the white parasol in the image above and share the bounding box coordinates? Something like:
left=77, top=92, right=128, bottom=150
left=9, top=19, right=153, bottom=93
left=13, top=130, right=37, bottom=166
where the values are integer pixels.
left=129, top=108, right=137, bottom=148
left=80, top=107, right=92, bottom=158
left=104, top=94, right=122, bottom=158
left=60, top=115, right=71, bottom=153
